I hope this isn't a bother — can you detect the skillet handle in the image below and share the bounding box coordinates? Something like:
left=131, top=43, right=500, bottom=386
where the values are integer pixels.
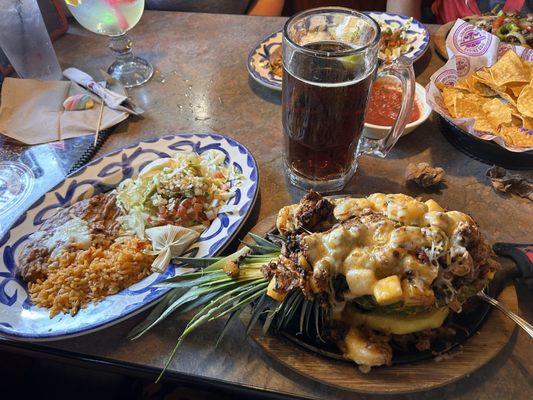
left=493, top=243, right=533, bottom=283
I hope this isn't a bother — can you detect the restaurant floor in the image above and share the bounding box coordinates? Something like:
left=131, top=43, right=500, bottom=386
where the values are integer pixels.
left=1, top=351, right=241, bottom=400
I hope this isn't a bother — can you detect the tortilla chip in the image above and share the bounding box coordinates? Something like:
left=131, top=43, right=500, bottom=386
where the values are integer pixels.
left=439, top=85, right=464, bottom=118
left=498, top=125, right=533, bottom=147
left=462, top=75, right=498, bottom=97
left=482, top=98, right=513, bottom=128
left=452, top=94, right=495, bottom=132
left=521, top=116, right=533, bottom=130
left=476, top=69, right=493, bottom=83
left=493, top=87, right=517, bottom=106
left=455, top=76, right=474, bottom=92
left=436, top=51, right=533, bottom=145
left=508, top=83, right=527, bottom=98
left=490, top=50, right=530, bottom=86
left=474, top=115, right=498, bottom=134
left=511, top=110, right=533, bottom=130
left=517, top=84, right=533, bottom=118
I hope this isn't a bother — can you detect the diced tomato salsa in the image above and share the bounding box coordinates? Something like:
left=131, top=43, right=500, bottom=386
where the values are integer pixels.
left=365, top=80, right=421, bottom=126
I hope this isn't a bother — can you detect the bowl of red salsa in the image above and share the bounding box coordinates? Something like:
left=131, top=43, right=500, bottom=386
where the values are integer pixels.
left=363, top=77, right=431, bottom=139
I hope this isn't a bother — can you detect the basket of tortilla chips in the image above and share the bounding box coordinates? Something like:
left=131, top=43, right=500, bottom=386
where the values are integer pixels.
left=427, top=19, right=533, bottom=153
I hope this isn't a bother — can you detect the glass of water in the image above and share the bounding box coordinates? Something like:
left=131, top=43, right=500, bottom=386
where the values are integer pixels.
left=0, top=0, right=62, bottom=80
left=65, top=0, right=153, bottom=87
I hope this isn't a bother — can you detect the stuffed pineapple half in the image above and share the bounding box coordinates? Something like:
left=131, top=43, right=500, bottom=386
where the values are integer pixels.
left=131, top=192, right=499, bottom=377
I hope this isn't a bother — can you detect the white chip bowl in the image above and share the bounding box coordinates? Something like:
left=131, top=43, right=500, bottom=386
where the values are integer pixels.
left=363, top=81, right=432, bottom=139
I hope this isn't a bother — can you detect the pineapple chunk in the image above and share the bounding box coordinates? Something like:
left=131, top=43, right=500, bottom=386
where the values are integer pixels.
left=373, top=275, right=403, bottom=305
left=341, top=326, right=392, bottom=367
left=266, top=277, right=287, bottom=302
left=425, top=199, right=444, bottom=213
left=345, top=269, right=377, bottom=298
left=401, top=279, right=436, bottom=307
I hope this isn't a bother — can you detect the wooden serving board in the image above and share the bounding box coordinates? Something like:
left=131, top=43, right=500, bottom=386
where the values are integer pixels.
left=434, top=21, right=454, bottom=60
left=243, top=213, right=518, bottom=394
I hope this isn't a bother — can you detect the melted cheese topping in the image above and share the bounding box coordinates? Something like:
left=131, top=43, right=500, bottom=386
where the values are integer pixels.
left=307, top=194, right=475, bottom=305
left=276, top=204, right=299, bottom=235
left=30, top=217, right=92, bottom=258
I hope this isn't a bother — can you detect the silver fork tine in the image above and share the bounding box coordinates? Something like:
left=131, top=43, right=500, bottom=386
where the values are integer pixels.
left=478, top=291, right=533, bottom=339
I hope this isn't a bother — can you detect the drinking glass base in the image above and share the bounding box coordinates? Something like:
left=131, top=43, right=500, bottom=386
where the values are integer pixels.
left=284, top=160, right=358, bottom=193
left=107, top=56, right=153, bottom=88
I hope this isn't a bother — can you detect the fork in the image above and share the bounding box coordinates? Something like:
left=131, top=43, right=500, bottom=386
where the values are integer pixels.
left=477, top=291, right=533, bottom=339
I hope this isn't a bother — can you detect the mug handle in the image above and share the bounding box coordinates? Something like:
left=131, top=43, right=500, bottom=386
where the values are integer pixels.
left=356, top=57, right=415, bottom=158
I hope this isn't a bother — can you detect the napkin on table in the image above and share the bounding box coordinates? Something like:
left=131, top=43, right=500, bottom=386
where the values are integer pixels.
left=63, top=68, right=143, bottom=115
left=0, top=77, right=128, bottom=145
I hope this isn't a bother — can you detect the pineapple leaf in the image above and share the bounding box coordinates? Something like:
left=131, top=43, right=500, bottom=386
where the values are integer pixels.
left=204, top=246, right=251, bottom=272
left=130, top=280, right=247, bottom=339
left=298, top=300, right=309, bottom=335
left=243, top=253, right=280, bottom=261
left=155, top=271, right=228, bottom=287
left=210, top=282, right=268, bottom=321
left=246, top=293, right=273, bottom=334
left=128, top=287, right=187, bottom=340
left=171, top=290, right=223, bottom=316
left=262, top=300, right=284, bottom=335
left=241, top=242, right=280, bottom=255
left=172, top=257, right=222, bottom=268
left=215, top=307, right=244, bottom=348
left=281, top=292, right=304, bottom=331
left=314, top=301, right=326, bottom=343
left=304, top=300, right=313, bottom=337
left=248, top=232, right=280, bottom=249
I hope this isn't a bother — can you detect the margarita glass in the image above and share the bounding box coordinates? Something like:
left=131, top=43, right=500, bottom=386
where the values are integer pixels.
left=66, top=0, right=153, bottom=87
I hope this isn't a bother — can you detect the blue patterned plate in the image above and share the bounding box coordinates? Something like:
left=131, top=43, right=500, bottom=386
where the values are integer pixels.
left=247, top=30, right=283, bottom=91
left=247, top=13, right=428, bottom=91
left=366, top=12, right=430, bottom=62
left=0, top=133, right=259, bottom=340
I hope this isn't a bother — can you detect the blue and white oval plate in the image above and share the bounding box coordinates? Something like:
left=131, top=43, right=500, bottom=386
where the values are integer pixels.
left=247, top=30, right=283, bottom=91
left=247, top=13, right=429, bottom=90
left=0, top=133, right=259, bottom=341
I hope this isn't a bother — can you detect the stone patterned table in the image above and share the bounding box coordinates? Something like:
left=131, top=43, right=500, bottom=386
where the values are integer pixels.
left=0, top=11, right=531, bottom=400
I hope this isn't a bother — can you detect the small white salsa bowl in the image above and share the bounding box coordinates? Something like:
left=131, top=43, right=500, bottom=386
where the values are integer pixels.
left=363, top=81, right=431, bottom=139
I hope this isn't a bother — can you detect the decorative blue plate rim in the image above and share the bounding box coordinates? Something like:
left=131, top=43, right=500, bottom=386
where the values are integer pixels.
left=0, top=133, right=259, bottom=341
left=247, top=30, right=283, bottom=91
left=365, top=11, right=430, bottom=62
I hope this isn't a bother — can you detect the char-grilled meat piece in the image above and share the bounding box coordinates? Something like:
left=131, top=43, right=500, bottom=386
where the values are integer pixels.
left=261, top=255, right=313, bottom=298
left=295, top=191, right=335, bottom=232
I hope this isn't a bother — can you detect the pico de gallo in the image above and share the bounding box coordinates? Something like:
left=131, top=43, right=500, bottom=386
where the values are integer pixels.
left=116, top=150, right=237, bottom=234
left=379, top=17, right=414, bottom=61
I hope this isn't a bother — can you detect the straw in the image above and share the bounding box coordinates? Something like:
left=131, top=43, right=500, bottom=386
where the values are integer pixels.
left=94, top=100, right=105, bottom=146
left=105, top=0, right=130, bottom=32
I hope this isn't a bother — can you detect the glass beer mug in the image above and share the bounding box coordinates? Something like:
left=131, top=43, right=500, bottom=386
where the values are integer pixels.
left=282, top=7, right=415, bottom=192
